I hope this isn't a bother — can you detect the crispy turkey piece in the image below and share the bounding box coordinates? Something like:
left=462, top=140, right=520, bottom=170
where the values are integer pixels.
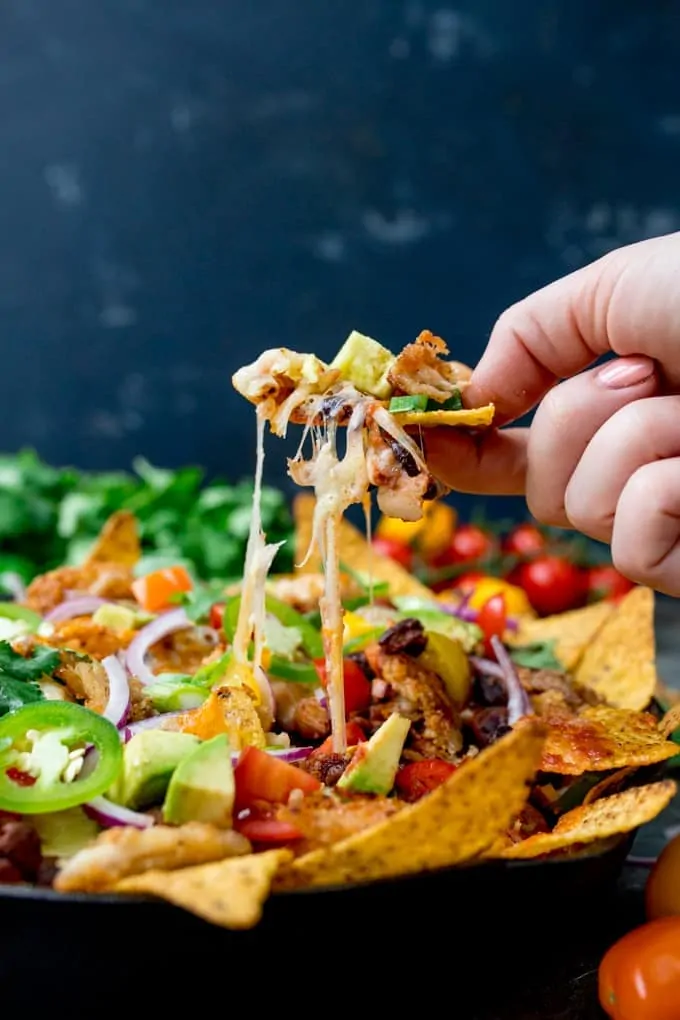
left=148, top=626, right=220, bottom=676
left=365, top=422, right=443, bottom=522
left=365, top=647, right=463, bottom=760
left=518, top=667, right=603, bottom=712
left=231, top=348, right=341, bottom=434
left=53, top=653, right=110, bottom=714
left=39, top=618, right=135, bottom=660
left=387, top=330, right=470, bottom=402
left=54, top=822, right=252, bottom=893
left=271, top=681, right=331, bottom=741
left=24, top=563, right=134, bottom=617
left=24, top=562, right=134, bottom=616
left=274, top=789, right=402, bottom=854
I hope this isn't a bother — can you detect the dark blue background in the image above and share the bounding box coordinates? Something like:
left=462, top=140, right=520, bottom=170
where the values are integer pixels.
left=2, top=0, right=679, bottom=514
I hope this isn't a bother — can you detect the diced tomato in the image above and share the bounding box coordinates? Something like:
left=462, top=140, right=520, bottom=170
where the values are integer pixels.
left=501, top=522, right=546, bottom=557
left=209, top=602, right=225, bottom=630
left=234, top=746, right=321, bottom=810
left=371, top=536, right=413, bottom=570
left=587, top=565, right=635, bottom=604
left=395, top=760, right=457, bottom=802
left=316, top=721, right=367, bottom=755
left=5, top=768, right=36, bottom=787
left=236, top=817, right=304, bottom=843
left=314, top=657, right=372, bottom=716
left=432, top=525, right=495, bottom=568
left=131, top=565, right=193, bottom=613
left=477, top=594, right=507, bottom=656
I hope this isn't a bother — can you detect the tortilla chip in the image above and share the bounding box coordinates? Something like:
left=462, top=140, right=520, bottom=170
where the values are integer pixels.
left=115, top=849, right=293, bottom=929
left=508, top=601, right=614, bottom=672
left=83, top=511, right=141, bottom=568
left=292, top=494, right=434, bottom=600
left=574, top=587, right=656, bottom=710
left=540, top=705, right=679, bottom=775
left=660, top=703, right=680, bottom=739
left=499, top=779, right=677, bottom=860
left=390, top=405, right=495, bottom=429
left=275, top=718, right=546, bottom=890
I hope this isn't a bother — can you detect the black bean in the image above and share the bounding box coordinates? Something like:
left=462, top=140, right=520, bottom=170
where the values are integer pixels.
left=469, top=707, right=511, bottom=748
left=473, top=673, right=508, bottom=707
left=378, top=617, right=427, bottom=656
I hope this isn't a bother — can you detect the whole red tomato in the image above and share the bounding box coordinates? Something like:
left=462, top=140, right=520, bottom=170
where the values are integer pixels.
left=502, top=522, right=546, bottom=557
left=510, top=555, right=587, bottom=616
left=432, top=524, right=495, bottom=568
left=587, top=565, right=635, bottom=603
left=371, top=536, right=413, bottom=570
left=599, top=916, right=680, bottom=1020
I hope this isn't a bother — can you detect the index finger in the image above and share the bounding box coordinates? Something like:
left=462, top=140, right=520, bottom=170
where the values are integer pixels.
left=464, top=233, right=680, bottom=425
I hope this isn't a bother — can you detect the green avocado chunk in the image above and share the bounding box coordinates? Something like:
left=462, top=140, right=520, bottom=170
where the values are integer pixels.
left=337, top=712, right=411, bottom=795
left=109, top=730, right=200, bottom=811
left=162, top=734, right=235, bottom=827
left=330, top=330, right=395, bottom=399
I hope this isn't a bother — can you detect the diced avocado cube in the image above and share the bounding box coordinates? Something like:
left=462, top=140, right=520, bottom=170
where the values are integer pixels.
left=162, top=734, right=235, bottom=827
left=388, top=394, right=429, bottom=413
left=337, top=712, right=410, bottom=795
left=330, top=330, right=395, bottom=399
left=109, top=730, right=200, bottom=811
left=92, top=603, right=137, bottom=633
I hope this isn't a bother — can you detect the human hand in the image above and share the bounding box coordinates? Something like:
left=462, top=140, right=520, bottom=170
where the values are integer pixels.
left=425, top=232, right=680, bottom=595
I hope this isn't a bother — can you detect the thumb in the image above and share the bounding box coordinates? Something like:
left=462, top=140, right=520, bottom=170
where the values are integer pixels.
left=465, top=231, right=680, bottom=426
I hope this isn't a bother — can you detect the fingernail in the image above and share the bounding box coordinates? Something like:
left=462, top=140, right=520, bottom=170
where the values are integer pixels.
left=597, top=356, right=656, bottom=389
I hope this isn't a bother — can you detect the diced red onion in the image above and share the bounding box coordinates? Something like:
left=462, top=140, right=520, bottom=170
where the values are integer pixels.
left=101, top=655, right=131, bottom=728
left=261, top=746, right=313, bottom=764
left=125, top=608, right=191, bottom=686
left=469, top=656, right=505, bottom=680
left=45, top=596, right=110, bottom=623
left=490, top=635, right=534, bottom=726
left=372, top=678, right=388, bottom=700
left=314, top=686, right=328, bottom=710
left=439, top=601, right=479, bottom=623
left=84, top=796, right=154, bottom=830
left=122, top=711, right=187, bottom=741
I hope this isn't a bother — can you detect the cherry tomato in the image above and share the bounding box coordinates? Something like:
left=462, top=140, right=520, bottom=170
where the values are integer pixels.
left=455, top=571, right=487, bottom=594
left=371, top=536, right=413, bottom=570
left=236, top=817, right=304, bottom=843
left=394, top=759, right=457, bottom=802
left=432, top=525, right=495, bottom=568
left=234, top=746, right=321, bottom=809
left=599, top=917, right=680, bottom=1020
left=587, top=565, right=635, bottom=604
left=509, top=556, right=587, bottom=616
left=502, top=522, right=546, bottom=557
left=646, top=833, right=680, bottom=921
left=316, top=721, right=367, bottom=755
left=477, top=594, right=507, bottom=655
left=314, top=657, right=372, bottom=716
left=209, top=602, right=225, bottom=630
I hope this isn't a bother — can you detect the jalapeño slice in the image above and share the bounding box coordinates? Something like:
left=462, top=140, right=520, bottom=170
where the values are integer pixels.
left=0, top=701, right=123, bottom=813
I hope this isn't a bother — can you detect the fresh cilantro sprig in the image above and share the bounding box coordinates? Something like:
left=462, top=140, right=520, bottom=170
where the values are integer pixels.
left=0, top=641, right=61, bottom=717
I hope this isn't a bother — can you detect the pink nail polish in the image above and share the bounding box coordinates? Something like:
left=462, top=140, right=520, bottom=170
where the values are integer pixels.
left=597, top=357, right=656, bottom=389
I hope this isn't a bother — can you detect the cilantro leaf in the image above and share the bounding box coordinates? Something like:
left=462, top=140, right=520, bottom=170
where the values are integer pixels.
left=0, top=642, right=61, bottom=681
left=509, top=641, right=563, bottom=671
left=0, top=677, right=44, bottom=717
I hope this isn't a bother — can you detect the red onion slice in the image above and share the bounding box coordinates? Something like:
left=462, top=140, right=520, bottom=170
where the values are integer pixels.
left=125, top=608, right=191, bottom=686
left=101, top=655, right=131, bottom=728
left=122, top=711, right=187, bottom=741
left=490, top=634, right=534, bottom=726
left=469, top=656, right=506, bottom=681
left=45, top=596, right=110, bottom=623
left=84, top=796, right=154, bottom=830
